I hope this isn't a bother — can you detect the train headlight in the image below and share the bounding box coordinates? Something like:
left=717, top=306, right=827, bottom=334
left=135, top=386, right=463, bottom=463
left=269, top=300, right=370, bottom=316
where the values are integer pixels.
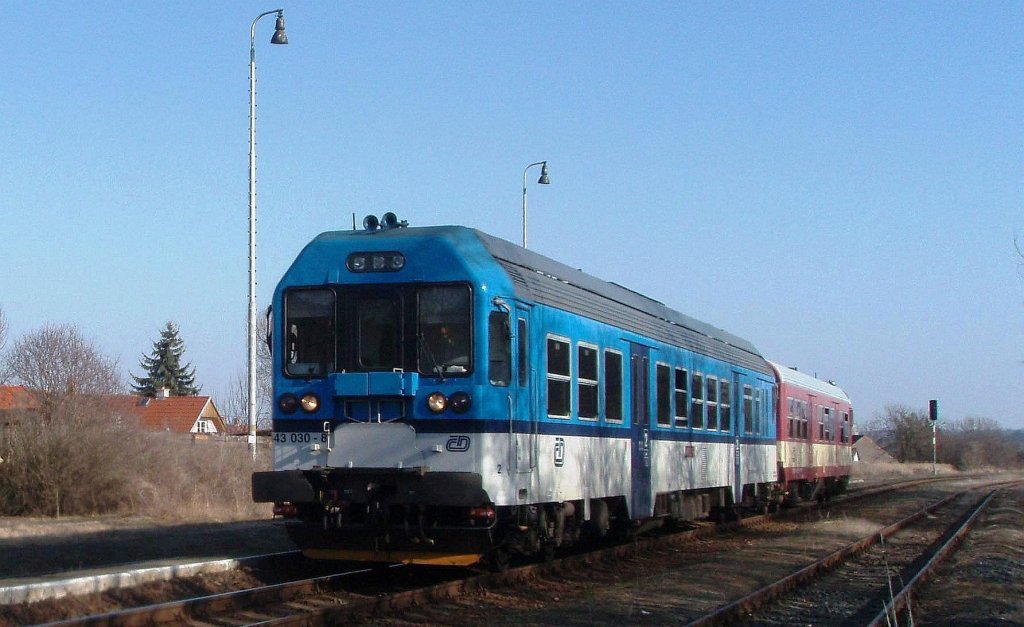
left=300, top=394, right=320, bottom=413
left=450, top=391, right=472, bottom=413
left=278, top=394, right=298, bottom=415
left=427, top=392, right=447, bottom=414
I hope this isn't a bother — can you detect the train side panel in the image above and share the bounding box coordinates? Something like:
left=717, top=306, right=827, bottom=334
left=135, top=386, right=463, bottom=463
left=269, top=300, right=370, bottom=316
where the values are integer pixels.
left=253, top=224, right=783, bottom=566
left=770, top=361, right=853, bottom=501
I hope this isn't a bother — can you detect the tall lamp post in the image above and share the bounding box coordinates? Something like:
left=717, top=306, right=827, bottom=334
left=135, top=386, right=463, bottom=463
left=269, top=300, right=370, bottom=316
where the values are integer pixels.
left=522, top=161, right=550, bottom=249
left=248, top=9, right=288, bottom=456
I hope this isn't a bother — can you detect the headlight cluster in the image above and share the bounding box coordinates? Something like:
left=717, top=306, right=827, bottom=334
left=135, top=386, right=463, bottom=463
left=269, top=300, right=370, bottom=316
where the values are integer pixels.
left=426, top=391, right=472, bottom=414
left=278, top=393, right=320, bottom=415
left=346, top=251, right=405, bottom=273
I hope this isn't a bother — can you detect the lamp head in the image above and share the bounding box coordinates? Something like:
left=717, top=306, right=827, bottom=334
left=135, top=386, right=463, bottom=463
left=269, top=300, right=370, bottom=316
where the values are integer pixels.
left=538, top=162, right=550, bottom=185
left=271, top=11, right=289, bottom=44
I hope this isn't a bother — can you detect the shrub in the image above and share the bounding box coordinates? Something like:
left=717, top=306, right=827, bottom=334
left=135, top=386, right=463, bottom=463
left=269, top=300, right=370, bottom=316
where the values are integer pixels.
left=0, top=397, right=270, bottom=520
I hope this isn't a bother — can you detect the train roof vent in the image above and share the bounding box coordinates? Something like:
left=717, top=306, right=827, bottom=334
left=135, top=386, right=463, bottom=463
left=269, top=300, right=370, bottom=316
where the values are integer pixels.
left=505, top=266, right=530, bottom=293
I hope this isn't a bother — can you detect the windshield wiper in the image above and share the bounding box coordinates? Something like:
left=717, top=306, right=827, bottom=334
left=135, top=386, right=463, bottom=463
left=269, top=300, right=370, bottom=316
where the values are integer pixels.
left=418, top=332, right=445, bottom=382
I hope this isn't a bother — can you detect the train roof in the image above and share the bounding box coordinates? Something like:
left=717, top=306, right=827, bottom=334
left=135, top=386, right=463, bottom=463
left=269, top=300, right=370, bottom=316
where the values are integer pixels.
left=470, top=229, right=773, bottom=376
left=299, top=225, right=773, bottom=375
left=768, top=361, right=851, bottom=404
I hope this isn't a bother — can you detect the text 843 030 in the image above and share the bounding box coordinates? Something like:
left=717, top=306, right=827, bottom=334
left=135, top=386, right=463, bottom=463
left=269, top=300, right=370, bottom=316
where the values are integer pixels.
left=273, top=432, right=328, bottom=444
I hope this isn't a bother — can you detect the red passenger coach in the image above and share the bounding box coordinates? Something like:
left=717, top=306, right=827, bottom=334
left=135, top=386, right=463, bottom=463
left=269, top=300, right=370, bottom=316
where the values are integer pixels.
left=769, top=362, right=853, bottom=503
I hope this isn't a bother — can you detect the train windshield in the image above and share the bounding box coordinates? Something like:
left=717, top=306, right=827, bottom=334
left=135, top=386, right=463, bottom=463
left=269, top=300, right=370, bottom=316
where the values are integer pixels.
left=284, top=289, right=336, bottom=377
left=356, top=289, right=402, bottom=370
left=417, top=285, right=471, bottom=375
left=283, top=284, right=472, bottom=377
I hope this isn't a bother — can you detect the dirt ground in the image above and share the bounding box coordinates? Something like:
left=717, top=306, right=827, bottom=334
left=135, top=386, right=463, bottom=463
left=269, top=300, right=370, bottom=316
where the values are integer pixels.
left=913, top=486, right=1024, bottom=626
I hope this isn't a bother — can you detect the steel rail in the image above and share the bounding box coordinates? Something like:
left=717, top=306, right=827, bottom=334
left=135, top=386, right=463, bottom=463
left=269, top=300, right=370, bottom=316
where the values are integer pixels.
left=40, top=565, right=385, bottom=627
left=684, top=491, right=963, bottom=626
left=687, top=478, right=1024, bottom=627
left=866, top=487, right=1005, bottom=627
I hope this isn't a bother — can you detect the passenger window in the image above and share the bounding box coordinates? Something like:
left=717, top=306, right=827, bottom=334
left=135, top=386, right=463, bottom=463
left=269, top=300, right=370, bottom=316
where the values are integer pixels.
left=754, top=388, right=763, bottom=435
left=706, top=376, right=718, bottom=430
left=719, top=380, right=731, bottom=432
left=743, top=385, right=753, bottom=434
left=546, top=337, right=571, bottom=418
left=674, top=368, right=688, bottom=428
left=578, top=344, right=599, bottom=420
left=604, top=350, right=623, bottom=422
left=488, top=312, right=511, bottom=386
left=656, top=364, right=671, bottom=426
left=690, top=372, right=704, bottom=429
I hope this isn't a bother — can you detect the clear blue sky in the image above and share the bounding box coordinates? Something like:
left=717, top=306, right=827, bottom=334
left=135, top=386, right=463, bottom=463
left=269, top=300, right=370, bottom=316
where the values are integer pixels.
left=2, top=2, right=1022, bottom=428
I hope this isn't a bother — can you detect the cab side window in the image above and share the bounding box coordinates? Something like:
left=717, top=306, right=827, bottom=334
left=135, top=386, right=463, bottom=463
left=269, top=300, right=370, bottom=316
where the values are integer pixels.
left=488, top=312, right=510, bottom=386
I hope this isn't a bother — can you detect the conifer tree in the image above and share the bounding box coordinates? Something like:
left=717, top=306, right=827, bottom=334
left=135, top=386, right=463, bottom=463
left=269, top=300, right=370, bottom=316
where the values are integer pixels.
left=131, top=322, right=200, bottom=396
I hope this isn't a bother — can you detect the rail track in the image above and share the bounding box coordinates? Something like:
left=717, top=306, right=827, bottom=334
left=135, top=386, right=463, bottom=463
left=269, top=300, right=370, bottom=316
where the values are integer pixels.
left=688, top=479, right=1024, bottom=626
left=21, top=473, right=1015, bottom=626
left=41, top=562, right=464, bottom=627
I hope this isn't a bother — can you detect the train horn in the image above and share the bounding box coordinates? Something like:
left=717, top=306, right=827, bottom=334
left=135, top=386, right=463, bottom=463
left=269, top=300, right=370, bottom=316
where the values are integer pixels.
left=362, top=214, right=380, bottom=231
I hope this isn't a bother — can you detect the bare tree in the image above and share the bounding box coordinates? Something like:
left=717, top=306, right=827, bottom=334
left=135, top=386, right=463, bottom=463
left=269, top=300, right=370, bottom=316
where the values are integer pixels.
left=0, top=305, right=8, bottom=354
left=4, top=324, right=123, bottom=398
left=0, top=306, right=8, bottom=383
left=221, top=310, right=273, bottom=433
left=867, top=404, right=933, bottom=463
left=940, top=416, right=1023, bottom=470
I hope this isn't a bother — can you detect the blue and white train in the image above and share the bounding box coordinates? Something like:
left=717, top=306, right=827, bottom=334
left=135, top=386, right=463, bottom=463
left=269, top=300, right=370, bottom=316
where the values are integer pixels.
left=253, top=216, right=784, bottom=567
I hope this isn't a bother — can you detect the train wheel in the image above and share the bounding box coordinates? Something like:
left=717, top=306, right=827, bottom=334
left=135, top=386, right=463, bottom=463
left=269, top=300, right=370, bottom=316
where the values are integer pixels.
left=489, top=548, right=511, bottom=572
left=541, top=542, right=557, bottom=563
left=587, top=499, right=610, bottom=541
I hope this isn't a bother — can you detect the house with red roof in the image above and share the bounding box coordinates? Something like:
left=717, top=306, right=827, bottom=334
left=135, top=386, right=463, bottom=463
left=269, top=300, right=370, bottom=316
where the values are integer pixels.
left=1, top=386, right=226, bottom=436
left=0, top=385, right=41, bottom=416
left=127, top=391, right=228, bottom=435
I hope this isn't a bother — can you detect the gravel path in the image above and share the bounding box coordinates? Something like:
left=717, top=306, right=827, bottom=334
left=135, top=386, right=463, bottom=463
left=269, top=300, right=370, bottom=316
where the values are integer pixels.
left=0, top=517, right=292, bottom=581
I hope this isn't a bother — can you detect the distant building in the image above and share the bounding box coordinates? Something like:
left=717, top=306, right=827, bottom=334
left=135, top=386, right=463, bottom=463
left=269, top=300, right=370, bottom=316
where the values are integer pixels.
left=0, top=385, right=41, bottom=420
left=135, top=394, right=226, bottom=435
left=852, top=434, right=896, bottom=464
left=0, top=385, right=40, bottom=410
left=1, top=386, right=226, bottom=437
left=105, top=390, right=227, bottom=436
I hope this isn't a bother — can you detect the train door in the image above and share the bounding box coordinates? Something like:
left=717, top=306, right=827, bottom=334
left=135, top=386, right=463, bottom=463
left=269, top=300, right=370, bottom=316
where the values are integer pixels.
left=831, top=400, right=840, bottom=467
left=511, top=302, right=536, bottom=474
left=806, top=393, right=816, bottom=472
left=732, top=372, right=742, bottom=505
left=629, top=343, right=653, bottom=518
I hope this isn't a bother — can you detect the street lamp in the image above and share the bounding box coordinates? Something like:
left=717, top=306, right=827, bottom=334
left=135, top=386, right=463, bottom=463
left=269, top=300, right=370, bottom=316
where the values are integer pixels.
left=248, top=9, right=288, bottom=456
left=522, top=161, right=550, bottom=249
